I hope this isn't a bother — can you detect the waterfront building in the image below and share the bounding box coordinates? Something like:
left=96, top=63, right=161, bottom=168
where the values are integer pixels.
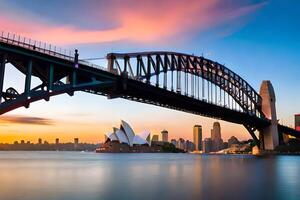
left=171, top=139, right=177, bottom=147
left=193, top=125, right=202, bottom=151
left=223, top=142, right=229, bottom=149
left=161, top=130, right=168, bottom=142
left=38, top=138, right=42, bottom=144
left=74, top=138, right=79, bottom=150
left=295, top=114, right=300, bottom=131
left=211, top=122, right=224, bottom=152
left=152, top=135, right=159, bottom=142
left=55, top=138, right=59, bottom=145
left=177, top=138, right=186, bottom=150
left=202, top=138, right=212, bottom=153
left=228, top=136, right=239, bottom=148
left=185, top=140, right=195, bottom=152
left=99, top=120, right=153, bottom=152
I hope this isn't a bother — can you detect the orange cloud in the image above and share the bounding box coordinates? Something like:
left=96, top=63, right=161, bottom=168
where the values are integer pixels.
left=0, top=0, right=266, bottom=45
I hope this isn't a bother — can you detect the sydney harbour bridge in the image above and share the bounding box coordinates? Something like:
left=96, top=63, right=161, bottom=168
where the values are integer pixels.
left=0, top=31, right=299, bottom=151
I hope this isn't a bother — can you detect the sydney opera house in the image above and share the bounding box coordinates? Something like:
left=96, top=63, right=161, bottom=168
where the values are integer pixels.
left=97, top=120, right=161, bottom=153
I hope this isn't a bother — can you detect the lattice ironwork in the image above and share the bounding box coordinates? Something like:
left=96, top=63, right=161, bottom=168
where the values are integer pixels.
left=107, top=52, right=264, bottom=118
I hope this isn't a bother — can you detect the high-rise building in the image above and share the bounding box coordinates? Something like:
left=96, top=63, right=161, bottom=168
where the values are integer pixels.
left=38, top=138, right=42, bottom=144
left=295, top=114, right=300, bottom=131
left=185, top=140, right=195, bottom=152
left=177, top=138, right=185, bottom=150
left=161, top=130, right=168, bottom=142
left=211, top=122, right=223, bottom=152
left=55, top=138, right=59, bottom=145
left=202, top=138, right=212, bottom=153
left=193, top=125, right=202, bottom=151
left=152, top=135, right=159, bottom=142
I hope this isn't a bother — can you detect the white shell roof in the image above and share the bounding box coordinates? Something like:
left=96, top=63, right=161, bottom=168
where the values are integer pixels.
left=106, top=132, right=118, bottom=141
left=133, top=135, right=148, bottom=145
left=115, top=128, right=129, bottom=145
left=105, top=120, right=151, bottom=146
left=121, top=120, right=135, bottom=146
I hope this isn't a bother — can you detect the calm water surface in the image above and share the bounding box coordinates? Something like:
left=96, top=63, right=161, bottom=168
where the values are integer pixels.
left=0, top=152, right=299, bottom=200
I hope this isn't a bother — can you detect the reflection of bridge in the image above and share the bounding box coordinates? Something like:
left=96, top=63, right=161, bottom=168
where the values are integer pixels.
left=0, top=32, right=299, bottom=151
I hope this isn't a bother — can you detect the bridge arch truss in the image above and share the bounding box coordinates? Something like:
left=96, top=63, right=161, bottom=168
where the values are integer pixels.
left=107, top=52, right=264, bottom=118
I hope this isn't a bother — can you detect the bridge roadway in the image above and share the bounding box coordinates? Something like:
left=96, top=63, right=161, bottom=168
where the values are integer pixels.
left=0, top=34, right=299, bottom=143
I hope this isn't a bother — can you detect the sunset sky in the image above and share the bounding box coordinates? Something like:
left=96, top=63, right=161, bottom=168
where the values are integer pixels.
left=0, top=0, right=299, bottom=144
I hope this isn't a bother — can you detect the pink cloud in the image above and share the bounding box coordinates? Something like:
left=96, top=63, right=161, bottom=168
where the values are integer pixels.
left=0, top=0, right=266, bottom=45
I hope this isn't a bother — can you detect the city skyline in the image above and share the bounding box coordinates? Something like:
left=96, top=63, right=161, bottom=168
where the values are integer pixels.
left=0, top=0, right=299, bottom=143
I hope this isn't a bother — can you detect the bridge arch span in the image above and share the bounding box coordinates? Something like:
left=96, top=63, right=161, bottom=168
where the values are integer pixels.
left=107, top=52, right=264, bottom=118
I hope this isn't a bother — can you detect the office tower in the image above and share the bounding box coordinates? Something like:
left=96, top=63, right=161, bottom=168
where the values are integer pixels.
left=295, top=114, right=300, bottom=131
left=202, top=138, right=212, bottom=153
left=38, top=138, right=42, bottom=144
left=55, top=138, right=59, bottom=145
left=193, top=125, right=202, bottom=151
left=152, top=135, right=159, bottom=142
left=211, top=122, right=223, bottom=151
left=161, top=130, right=168, bottom=142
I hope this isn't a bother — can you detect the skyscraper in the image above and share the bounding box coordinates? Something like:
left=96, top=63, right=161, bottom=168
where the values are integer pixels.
left=211, top=122, right=223, bottom=152
left=295, top=114, right=300, bottom=131
left=38, top=138, right=42, bottom=144
left=161, top=130, right=168, bottom=142
left=193, top=125, right=202, bottom=151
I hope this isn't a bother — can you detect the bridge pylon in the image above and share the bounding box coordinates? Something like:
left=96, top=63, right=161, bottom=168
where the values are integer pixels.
left=259, top=80, right=279, bottom=150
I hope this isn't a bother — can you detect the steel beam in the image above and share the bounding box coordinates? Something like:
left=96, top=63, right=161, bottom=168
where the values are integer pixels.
left=0, top=54, right=6, bottom=103
left=24, top=59, right=32, bottom=97
left=48, top=63, right=54, bottom=91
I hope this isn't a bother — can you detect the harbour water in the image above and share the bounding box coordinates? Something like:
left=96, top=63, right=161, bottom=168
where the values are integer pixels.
left=0, top=152, right=299, bottom=200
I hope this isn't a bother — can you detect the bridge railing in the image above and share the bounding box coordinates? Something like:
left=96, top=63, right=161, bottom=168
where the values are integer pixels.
left=0, top=31, right=107, bottom=71
left=0, top=31, right=75, bottom=61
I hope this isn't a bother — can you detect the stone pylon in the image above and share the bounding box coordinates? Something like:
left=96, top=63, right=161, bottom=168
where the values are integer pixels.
left=259, top=81, right=279, bottom=150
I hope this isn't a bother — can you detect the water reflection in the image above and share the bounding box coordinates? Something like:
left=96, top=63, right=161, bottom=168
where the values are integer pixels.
left=0, top=152, right=299, bottom=200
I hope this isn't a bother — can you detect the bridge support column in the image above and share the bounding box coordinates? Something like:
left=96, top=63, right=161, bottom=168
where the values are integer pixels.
left=24, top=59, right=32, bottom=108
left=259, top=81, right=279, bottom=150
left=24, top=60, right=32, bottom=96
left=0, top=54, right=6, bottom=103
